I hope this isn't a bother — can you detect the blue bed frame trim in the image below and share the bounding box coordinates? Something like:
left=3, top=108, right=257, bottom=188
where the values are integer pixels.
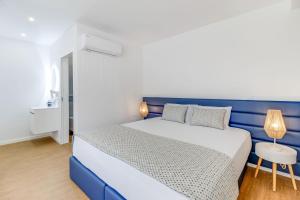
left=70, top=156, right=126, bottom=200
left=143, top=97, right=300, bottom=176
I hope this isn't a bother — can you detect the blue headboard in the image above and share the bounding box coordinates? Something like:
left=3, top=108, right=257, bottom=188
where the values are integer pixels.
left=143, top=97, right=300, bottom=176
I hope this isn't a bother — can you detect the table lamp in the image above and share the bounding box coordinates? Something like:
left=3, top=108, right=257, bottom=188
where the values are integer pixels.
left=264, top=109, right=286, bottom=146
left=139, top=101, right=149, bottom=118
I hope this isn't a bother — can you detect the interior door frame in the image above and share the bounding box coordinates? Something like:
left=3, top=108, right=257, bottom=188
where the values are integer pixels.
left=60, top=53, right=72, bottom=143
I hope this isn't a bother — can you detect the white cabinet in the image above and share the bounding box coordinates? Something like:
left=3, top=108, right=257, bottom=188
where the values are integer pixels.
left=30, top=106, right=60, bottom=134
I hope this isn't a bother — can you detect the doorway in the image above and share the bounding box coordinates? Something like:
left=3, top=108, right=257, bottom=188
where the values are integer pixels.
left=61, top=53, right=73, bottom=143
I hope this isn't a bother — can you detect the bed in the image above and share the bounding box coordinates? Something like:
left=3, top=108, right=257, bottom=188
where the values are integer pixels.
left=70, top=97, right=300, bottom=200
left=72, top=117, right=251, bottom=200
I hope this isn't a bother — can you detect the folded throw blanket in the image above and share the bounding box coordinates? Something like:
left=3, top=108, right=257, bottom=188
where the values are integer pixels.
left=77, top=125, right=238, bottom=200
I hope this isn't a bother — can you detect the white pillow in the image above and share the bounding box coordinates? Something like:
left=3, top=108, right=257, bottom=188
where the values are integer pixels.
left=162, top=103, right=188, bottom=123
left=201, top=106, right=232, bottom=128
left=185, top=105, right=198, bottom=124
left=190, top=106, right=227, bottom=130
left=186, top=105, right=232, bottom=128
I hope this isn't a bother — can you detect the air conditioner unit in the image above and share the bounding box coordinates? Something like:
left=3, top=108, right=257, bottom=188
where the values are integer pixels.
left=80, top=34, right=123, bottom=56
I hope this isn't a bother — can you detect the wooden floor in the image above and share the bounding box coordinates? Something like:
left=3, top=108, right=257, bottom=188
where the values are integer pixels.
left=239, top=166, right=300, bottom=200
left=0, top=137, right=299, bottom=200
left=0, top=137, right=88, bottom=200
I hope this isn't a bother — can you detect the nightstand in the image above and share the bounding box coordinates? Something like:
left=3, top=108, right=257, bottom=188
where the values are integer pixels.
left=254, top=142, right=298, bottom=191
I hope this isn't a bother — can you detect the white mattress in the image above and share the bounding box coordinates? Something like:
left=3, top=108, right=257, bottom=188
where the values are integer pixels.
left=73, top=118, right=252, bottom=200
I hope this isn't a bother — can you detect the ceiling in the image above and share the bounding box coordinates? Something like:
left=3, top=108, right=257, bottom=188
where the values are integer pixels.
left=0, top=0, right=283, bottom=46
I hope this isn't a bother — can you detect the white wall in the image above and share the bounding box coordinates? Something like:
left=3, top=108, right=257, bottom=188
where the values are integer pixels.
left=292, top=0, right=300, bottom=9
left=0, top=37, right=50, bottom=144
left=76, top=24, right=142, bottom=133
left=143, top=1, right=300, bottom=101
left=49, top=24, right=142, bottom=143
left=49, top=25, right=77, bottom=144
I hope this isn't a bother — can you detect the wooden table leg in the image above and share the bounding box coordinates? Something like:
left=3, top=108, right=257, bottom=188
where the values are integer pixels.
left=255, top=157, right=263, bottom=178
left=272, top=163, right=277, bottom=191
left=288, top=164, right=298, bottom=190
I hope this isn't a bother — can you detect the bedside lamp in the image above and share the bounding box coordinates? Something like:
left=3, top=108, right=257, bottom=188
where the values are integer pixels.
left=139, top=101, right=149, bottom=118
left=264, top=109, right=286, bottom=145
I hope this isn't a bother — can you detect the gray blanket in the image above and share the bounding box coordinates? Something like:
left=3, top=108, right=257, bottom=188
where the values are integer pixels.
left=77, top=125, right=239, bottom=200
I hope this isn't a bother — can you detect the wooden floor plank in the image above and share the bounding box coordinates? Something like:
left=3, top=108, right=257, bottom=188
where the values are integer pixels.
left=0, top=137, right=299, bottom=200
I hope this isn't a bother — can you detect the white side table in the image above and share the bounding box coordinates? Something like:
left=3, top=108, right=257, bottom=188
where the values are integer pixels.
left=255, top=142, right=298, bottom=191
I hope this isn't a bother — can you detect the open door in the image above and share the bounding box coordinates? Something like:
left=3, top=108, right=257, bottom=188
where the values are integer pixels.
left=60, top=53, right=73, bottom=143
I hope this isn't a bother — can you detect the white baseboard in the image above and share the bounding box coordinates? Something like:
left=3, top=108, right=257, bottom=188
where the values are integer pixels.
left=247, top=163, right=300, bottom=181
left=0, top=133, right=51, bottom=146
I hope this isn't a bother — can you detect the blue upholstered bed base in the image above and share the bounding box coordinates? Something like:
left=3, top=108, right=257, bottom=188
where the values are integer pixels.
left=70, top=156, right=126, bottom=200
left=70, top=156, right=246, bottom=200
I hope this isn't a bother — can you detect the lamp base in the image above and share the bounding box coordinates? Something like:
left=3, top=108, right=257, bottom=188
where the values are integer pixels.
left=271, top=138, right=283, bottom=151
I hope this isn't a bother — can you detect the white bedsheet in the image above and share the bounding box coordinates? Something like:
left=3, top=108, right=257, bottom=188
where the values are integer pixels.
left=73, top=118, right=252, bottom=200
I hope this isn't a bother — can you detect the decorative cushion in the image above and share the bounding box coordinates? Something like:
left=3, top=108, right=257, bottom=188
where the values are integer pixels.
left=186, top=105, right=232, bottom=128
left=201, top=106, right=232, bottom=128
left=162, top=104, right=188, bottom=123
left=185, top=105, right=198, bottom=124
left=190, top=106, right=227, bottom=130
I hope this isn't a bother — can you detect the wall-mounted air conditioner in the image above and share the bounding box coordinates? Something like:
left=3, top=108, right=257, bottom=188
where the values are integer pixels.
left=80, top=34, right=123, bottom=56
